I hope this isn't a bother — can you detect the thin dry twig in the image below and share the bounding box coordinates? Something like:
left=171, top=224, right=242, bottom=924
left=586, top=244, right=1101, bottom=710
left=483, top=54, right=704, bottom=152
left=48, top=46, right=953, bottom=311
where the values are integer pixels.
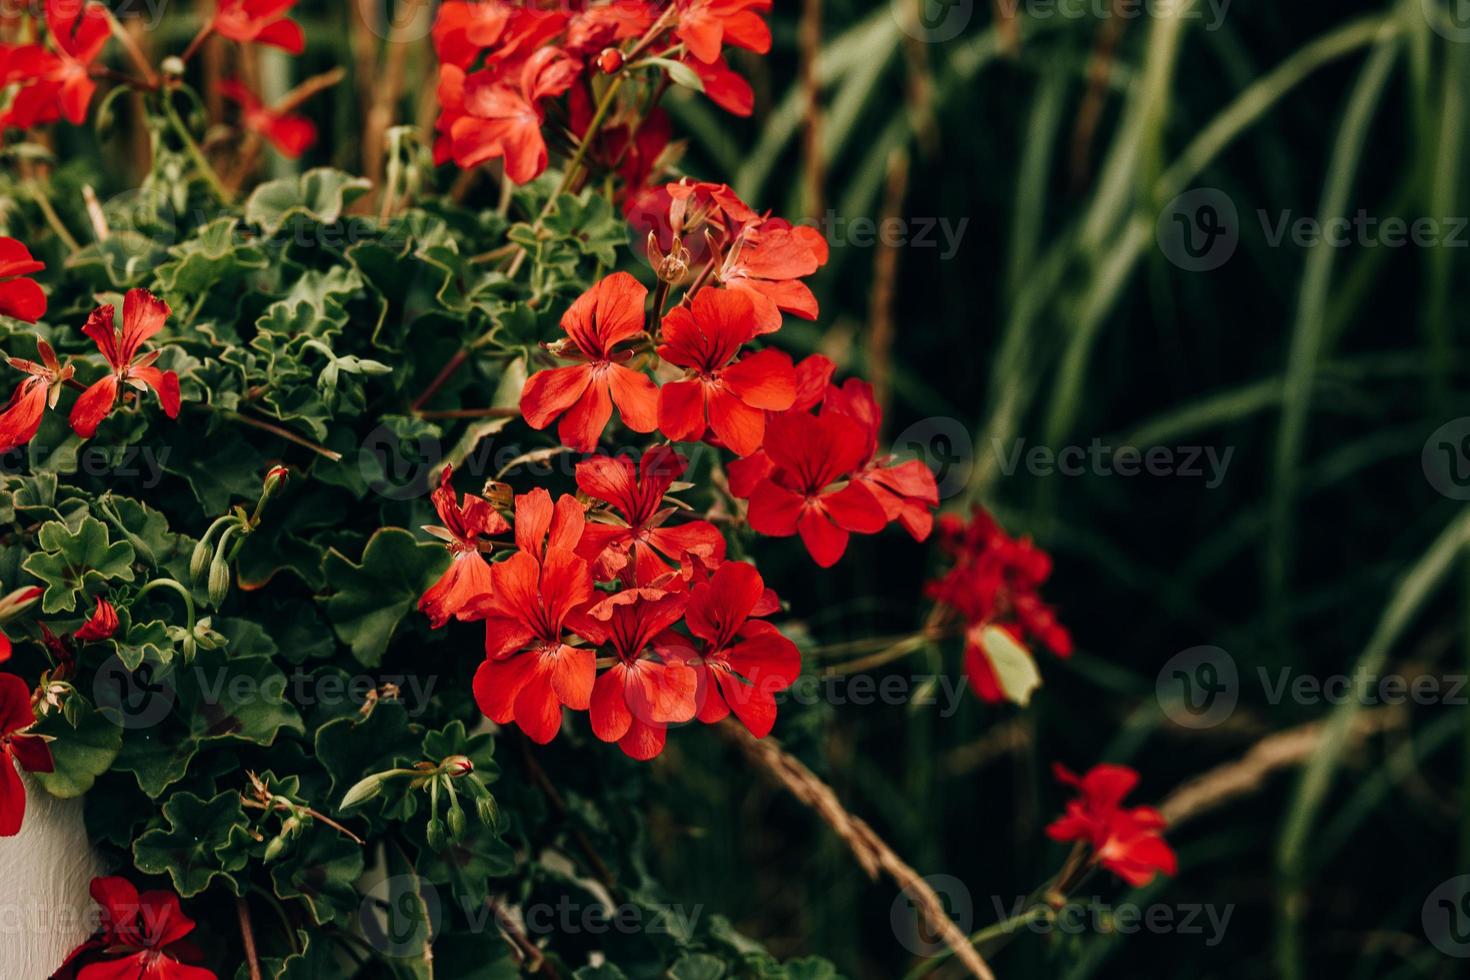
left=720, top=720, right=997, bottom=980
left=799, top=0, right=824, bottom=217
left=236, top=896, right=263, bottom=980
left=867, top=148, right=909, bottom=425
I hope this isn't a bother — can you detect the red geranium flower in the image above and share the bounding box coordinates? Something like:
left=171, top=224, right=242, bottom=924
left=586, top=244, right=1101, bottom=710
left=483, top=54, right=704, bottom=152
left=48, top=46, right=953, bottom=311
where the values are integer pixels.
left=472, top=490, right=605, bottom=743
left=69, top=288, right=181, bottom=439
left=73, top=595, right=118, bottom=642
left=717, top=219, right=830, bottom=334
left=676, top=0, right=773, bottom=64
left=586, top=588, right=695, bottom=760
left=0, top=339, right=73, bottom=451
left=657, top=288, right=796, bottom=455
left=821, top=379, right=939, bottom=541
left=660, top=560, right=799, bottom=737
left=0, top=1, right=109, bottom=128
left=219, top=79, right=316, bottom=158
left=0, top=236, right=47, bottom=322
left=0, top=672, right=52, bottom=837
left=59, top=876, right=215, bottom=979
left=575, top=446, right=726, bottom=584
left=432, top=1, right=567, bottom=71
left=0, top=586, right=43, bottom=663
left=1046, top=763, right=1177, bottom=887
left=682, top=53, right=754, bottom=116
left=520, top=271, right=659, bottom=452
left=744, top=410, right=887, bottom=567
left=565, top=1, right=656, bottom=56
left=418, top=464, right=509, bottom=628
left=211, top=0, right=304, bottom=54
left=448, top=45, right=580, bottom=183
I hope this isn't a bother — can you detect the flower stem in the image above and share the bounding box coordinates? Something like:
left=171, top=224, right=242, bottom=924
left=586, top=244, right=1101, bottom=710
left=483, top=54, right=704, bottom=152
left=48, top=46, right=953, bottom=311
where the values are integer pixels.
left=134, top=578, right=197, bottom=636
left=24, top=182, right=81, bottom=253
left=163, top=95, right=235, bottom=205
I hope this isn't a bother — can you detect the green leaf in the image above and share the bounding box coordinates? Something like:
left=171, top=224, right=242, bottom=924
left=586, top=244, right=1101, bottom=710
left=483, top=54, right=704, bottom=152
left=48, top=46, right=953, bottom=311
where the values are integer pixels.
left=29, top=701, right=122, bottom=798
left=643, top=57, right=704, bottom=93
left=270, top=829, right=365, bottom=926
left=245, top=168, right=373, bottom=236
left=133, top=790, right=252, bottom=896
left=22, top=516, right=136, bottom=613
left=323, top=528, right=448, bottom=666
left=976, top=625, right=1042, bottom=707
left=669, top=954, right=726, bottom=980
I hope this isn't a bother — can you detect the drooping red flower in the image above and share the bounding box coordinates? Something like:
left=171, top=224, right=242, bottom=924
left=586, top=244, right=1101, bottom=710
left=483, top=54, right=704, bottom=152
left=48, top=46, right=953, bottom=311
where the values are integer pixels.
left=675, top=0, right=773, bottom=64
left=69, top=288, right=181, bottom=439
left=926, top=507, right=1071, bottom=702
left=0, top=1, right=109, bottom=128
left=1046, top=763, right=1177, bottom=887
left=60, top=876, right=216, bottom=980
left=586, top=588, right=695, bottom=760
left=520, top=271, right=659, bottom=452
left=73, top=595, right=118, bottom=642
left=0, top=672, right=52, bottom=837
left=744, top=410, right=887, bottom=567
left=627, top=179, right=759, bottom=272
left=682, top=52, right=754, bottom=116
left=659, top=560, right=799, bottom=737
left=0, top=586, right=43, bottom=663
left=0, top=237, right=47, bottom=322
left=211, top=0, right=304, bottom=54
left=448, top=45, right=580, bottom=183
left=717, top=219, right=830, bottom=334
left=472, top=490, right=605, bottom=743
left=219, top=79, right=316, bottom=158
left=419, top=464, right=509, bottom=628
left=575, top=446, right=725, bottom=585
left=724, top=354, right=838, bottom=498
left=432, top=0, right=567, bottom=71
left=0, top=339, right=73, bottom=451
left=821, top=379, right=939, bottom=541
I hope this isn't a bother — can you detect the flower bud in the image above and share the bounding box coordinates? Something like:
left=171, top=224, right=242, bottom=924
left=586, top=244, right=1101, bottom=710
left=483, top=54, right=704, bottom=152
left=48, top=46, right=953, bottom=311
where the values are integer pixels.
left=189, top=537, right=212, bottom=582
left=598, top=48, right=623, bottom=73
left=426, top=817, right=446, bottom=852
left=340, top=773, right=387, bottom=810
left=0, top=585, right=41, bottom=623
left=263, top=465, right=289, bottom=495
left=207, top=556, right=231, bottom=608
left=73, top=597, right=118, bottom=642
left=476, top=794, right=499, bottom=829
left=264, top=836, right=287, bottom=862
left=442, top=755, right=473, bottom=778
left=447, top=803, right=466, bottom=840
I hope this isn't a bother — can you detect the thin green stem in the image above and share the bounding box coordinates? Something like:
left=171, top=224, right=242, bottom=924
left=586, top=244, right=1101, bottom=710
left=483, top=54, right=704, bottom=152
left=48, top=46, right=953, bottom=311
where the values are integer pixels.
left=134, top=578, right=197, bottom=635
left=163, top=95, right=235, bottom=205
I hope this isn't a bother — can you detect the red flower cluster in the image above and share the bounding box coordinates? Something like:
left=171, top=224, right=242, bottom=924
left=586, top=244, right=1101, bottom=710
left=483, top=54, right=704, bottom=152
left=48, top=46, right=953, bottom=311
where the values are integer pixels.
left=58, top=876, right=215, bottom=979
left=420, top=449, right=800, bottom=760
left=1046, top=763, right=1177, bottom=887
left=432, top=0, right=771, bottom=182
left=0, top=1, right=109, bottom=129
left=926, top=507, right=1072, bottom=702
left=0, top=672, right=53, bottom=837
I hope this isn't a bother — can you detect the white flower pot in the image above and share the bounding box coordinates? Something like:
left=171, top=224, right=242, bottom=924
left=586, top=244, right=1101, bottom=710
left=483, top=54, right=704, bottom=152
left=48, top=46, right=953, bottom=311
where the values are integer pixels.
left=0, top=775, right=102, bottom=978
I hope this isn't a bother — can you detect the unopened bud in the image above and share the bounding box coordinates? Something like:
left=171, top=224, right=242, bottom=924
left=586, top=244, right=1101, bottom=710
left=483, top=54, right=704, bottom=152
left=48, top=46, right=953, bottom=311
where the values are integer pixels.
left=442, top=755, right=473, bottom=778
left=263, top=465, right=289, bottom=495
left=207, top=557, right=231, bottom=608
left=340, top=773, right=387, bottom=810
left=0, top=585, right=41, bottom=623
left=597, top=48, right=623, bottom=73
left=426, top=817, right=446, bottom=852
left=189, top=538, right=211, bottom=582
left=447, top=804, right=466, bottom=839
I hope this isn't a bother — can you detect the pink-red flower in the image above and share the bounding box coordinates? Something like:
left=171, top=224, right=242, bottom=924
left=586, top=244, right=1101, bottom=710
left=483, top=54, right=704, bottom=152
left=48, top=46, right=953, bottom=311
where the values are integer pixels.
left=419, top=464, right=509, bottom=628
left=0, top=1, right=109, bottom=128
left=0, top=339, right=72, bottom=451
left=586, top=588, right=695, bottom=760
left=744, top=410, right=887, bottom=567
left=73, top=595, right=118, bottom=642
left=0, top=672, right=52, bottom=837
left=657, top=288, right=796, bottom=455
left=447, top=46, right=580, bottom=183
left=675, top=0, right=773, bottom=65
left=575, top=446, right=725, bottom=584
left=821, top=379, right=939, bottom=541
left=219, top=79, right=316, bottom=158
left=1046, top=763, right=1177, bottom=887
left=0, top=236, right=47, bottom=322
left=520, top=271, right=659, bottom=452
left=211, top=0, right=304, bottom=54
left=472, top=490, right=605, bottom=743
left=716, top=219, right=830, bottom=334
left=69, top=288, right=181, bottom=439
left=660, top=560, right=799, bottom=737
left=59, top=876, right=215, bottom=979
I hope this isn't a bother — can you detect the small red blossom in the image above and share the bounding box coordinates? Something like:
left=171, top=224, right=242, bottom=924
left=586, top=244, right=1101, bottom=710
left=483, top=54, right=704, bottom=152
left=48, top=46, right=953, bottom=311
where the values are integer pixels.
left=448, top=46, right=580, bottom=183
left=211, top=0, right=304, bottom=54
left=472, top=490, right=605, bottom=743
left=926, top=507, right=1071, bottom=702
left=0, top=672, right=53, bottom=837
left=717, top=219, right=830, bottom=334
left=575, top=446, right=725, bottom=584
left=59, top=876, right=215, bottom=979
left=219, top=79, right=316, bottom=158
left=419, top=464, right=510, bottom=628
left=0, top=1, right=109, bottom=128
left=676, top=0, right=773, bottom=65
left=0, top=339, right=73, bottom=451
left=587, top=588, right=695, bottom=760
left=73, top=596, right=118, bottom=642
left=0, top=585, right=43, bottom=663
left=0, top=236, right=47, bottom=322
left=744, top=410, right=887, bottom=568
left=431, top=1, right=567, bottom=71
left=657, top=288, right=797, bottom=455
left=70, top=288, right=181, bottom=439
left=821, top=379, right=939, bottom=541
left=520, top=271, right=659, bottom=452
left=660, top=560, right=799, bottom=737
left=1046, top=763, right=1177, bottom=887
